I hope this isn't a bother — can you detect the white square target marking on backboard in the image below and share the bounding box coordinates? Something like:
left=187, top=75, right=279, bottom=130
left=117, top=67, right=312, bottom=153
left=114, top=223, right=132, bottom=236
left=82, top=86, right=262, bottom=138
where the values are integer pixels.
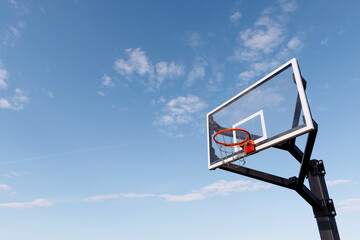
left=207, top=58, right=314, bottom=170
left=232, top=110, right=267, bottom=153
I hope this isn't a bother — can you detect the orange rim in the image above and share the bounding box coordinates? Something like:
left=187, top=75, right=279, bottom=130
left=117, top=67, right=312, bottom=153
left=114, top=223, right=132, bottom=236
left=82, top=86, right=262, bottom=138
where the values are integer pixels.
left=213, top=128, right=251, bottom=147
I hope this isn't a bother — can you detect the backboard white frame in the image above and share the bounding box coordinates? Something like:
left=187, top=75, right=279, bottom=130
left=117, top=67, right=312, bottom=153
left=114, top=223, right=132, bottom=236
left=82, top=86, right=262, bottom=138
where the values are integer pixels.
left=207, top=58, right=314, bottom=170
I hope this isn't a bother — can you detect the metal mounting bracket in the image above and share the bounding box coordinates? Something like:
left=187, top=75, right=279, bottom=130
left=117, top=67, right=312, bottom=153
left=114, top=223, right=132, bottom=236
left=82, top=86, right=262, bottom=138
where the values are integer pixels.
left=310, top=160, right=326, bottom=176
left=313, top=199, right=337, bottom=218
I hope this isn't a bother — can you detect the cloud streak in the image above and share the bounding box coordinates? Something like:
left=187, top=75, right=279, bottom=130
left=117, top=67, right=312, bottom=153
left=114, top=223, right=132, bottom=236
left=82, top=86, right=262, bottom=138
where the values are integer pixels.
left=84, top=194, right=121, bottom=202
left=161, top=180, right=270, bottom=202
left=0, top=198, right=52, bottom=209
left=3, top=171, right=21, bottom=178
left=84, top=180, right=271, bottom=203
left=84, top=193, right=155, bottom=202
left=0, top=184, right=11, bottom=190
left=326, top=179, right=351, bottom=186
left=338, top=198, right=360, bottom=213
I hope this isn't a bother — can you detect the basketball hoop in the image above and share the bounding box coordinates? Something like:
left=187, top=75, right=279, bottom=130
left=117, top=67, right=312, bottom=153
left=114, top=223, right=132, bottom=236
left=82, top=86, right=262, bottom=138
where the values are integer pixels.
left=213, top=128, right=255, bottom=165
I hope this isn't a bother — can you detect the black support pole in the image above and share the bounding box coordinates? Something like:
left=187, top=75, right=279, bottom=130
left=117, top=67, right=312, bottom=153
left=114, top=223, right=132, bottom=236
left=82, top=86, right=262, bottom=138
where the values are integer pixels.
left=308, top=160, right=340, bottom=240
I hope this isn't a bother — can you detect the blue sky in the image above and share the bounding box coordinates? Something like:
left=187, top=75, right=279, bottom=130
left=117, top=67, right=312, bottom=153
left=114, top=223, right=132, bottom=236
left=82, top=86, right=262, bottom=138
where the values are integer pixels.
left=0, top=0, right=359, bottom=239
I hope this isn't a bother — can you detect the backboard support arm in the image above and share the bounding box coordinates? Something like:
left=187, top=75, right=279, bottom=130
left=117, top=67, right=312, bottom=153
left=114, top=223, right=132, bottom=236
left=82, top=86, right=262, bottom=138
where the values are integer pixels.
left=220, top=164, right=293, bottom=189
left=219, top=121, right=340, bottom=240
left=297, top=121, right=318, bottom=185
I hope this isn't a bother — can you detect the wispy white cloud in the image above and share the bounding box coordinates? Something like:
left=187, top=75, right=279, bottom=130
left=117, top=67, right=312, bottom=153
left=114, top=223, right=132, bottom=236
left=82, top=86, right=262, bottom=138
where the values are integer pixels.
left=187, top=32, right=204, bottom=48
left=17, top=21, right=26, bottom=28
left=162, top=179, right=271, bottom=202
left=0, top=198, right=52, bottom=209
left=0, top=89, right=29, bottom=110
left=11, top=171, right=21, bottom=176
left=251, top=59, right=281, bottom=73
left=3, top=23, right=25, bottom=46
left=0, top=62, right=9, bottom=89
left=287, top=37, right=302, bottom=50
left=233, top=3, right=303, bottom=84
left=11, top=88, right=29, bottom=110
left=9, top=26, right=20, bottom=38
left=84, top=193, right=155, bottom=202
left=97, top=91, right=105, bottom=97
left=0, top=62, right=29, bottom=110
left=237, top=15, right=284, bottom=59
left=187, top=66, right=205, bottom=86
left=338, top=198, right=360, bottom=213
left=0, top=184, right=11, bottom=190
left=277, top=0, right=298, bottom=13
left=101, top=74, right=113, bottom=87
left=155, top=61, right=184, bottom=89
left=151, top=96, right=166, bottom=106
left=114, top=48, right=184, bottom=90
left=114, top=48, right=153, bottom=77
left=7, top=0, right=18, bottom=8
left=84, top=194, right=120, bottom=202
left=238, top=70, right=257, bottom=83
left=5, top=0, right=29, bottom=15
left=0, top=98, right=12, bottom=109
left=120, top=193, right=155, bottom=198
left=161, top=193, right=205, bottom=202
left=153, top=95, right=207, bottom=126
left=237, top=59, right=281, bottom=84
left=46, top=91, right=54, bottom=98
left=186, top=57, right=207, bottom=87
left=41, top=88, right=54, bottom=98
left=84, top=180, right=270, bottom=203
left=1, top=14, right=27, bottom=45
left=320, top=38, right=329, bottom=45
left=3, top=171, right=21, bottom=178
left=207, top=61, right=224, bottom=92
left=326, top=179, right=351, bottom=186
left=229, top=11, right=242, bottom=23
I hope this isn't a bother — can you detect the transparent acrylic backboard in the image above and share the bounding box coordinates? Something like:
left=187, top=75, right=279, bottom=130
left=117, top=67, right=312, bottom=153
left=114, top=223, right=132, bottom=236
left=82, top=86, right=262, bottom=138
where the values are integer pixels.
left=207, top=58, right=314, bottom=170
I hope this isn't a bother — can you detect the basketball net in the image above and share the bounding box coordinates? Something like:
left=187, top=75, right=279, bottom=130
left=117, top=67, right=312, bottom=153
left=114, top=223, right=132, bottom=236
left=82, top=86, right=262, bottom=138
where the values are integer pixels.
left=213, top=128, right=255, bottom=166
